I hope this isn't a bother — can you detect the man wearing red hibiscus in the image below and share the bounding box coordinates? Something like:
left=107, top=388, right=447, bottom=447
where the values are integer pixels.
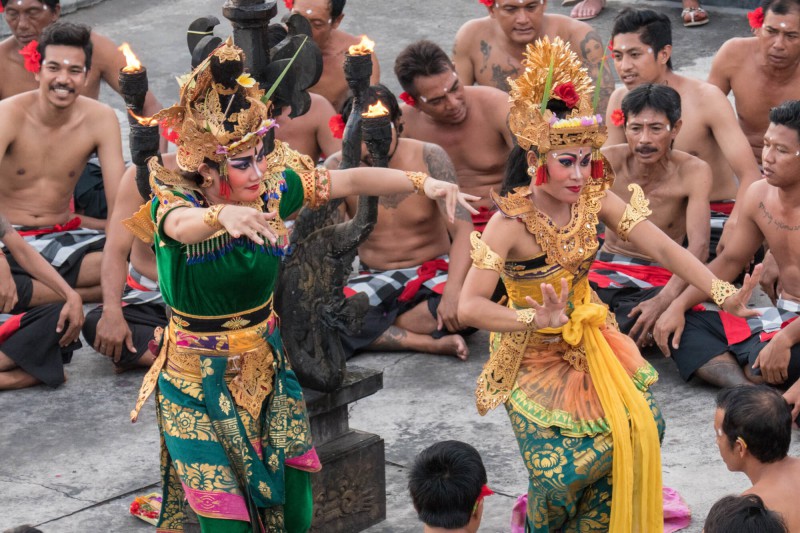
left=0, top=22, right=124, bottom=318
left=590, top=84, right=713, bottom=352
left=709, top=1, right=800, bottom=167
left=452, top=0, right=614, bottom=116
left=0, top=0, right=163, bottom=229
left=394, top=40, right=513, bottom=232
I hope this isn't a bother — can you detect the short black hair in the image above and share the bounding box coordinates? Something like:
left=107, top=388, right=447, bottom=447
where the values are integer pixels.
left=716, top=385, right=792, bottom=464
left=37, top=21, right=93, bottom=71
left=394, top=40, right=454, bottom=97
left=1, top=0, right=59, bottom=8
left=330, top=0, right=345, bottom=19
left=705, top=494, right=788, bottom=533
left=341, top=83, right=402, bottom=126
left=768, top=100, right=800, bottom=144
left=621, top=83, right=681, bottom=127
left=408, top=440, right=487, bottom=529
left=762, top=0, right=800, bottom=16
left=612, top=8, right=673, bottom=71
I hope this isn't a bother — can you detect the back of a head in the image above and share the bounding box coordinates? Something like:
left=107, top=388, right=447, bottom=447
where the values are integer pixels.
left=37, top=21, right=93, bottom=71
left=341, top=83, right=402, bottom=125
left=716, top=385, right=792, bottom=463
left=612, top=8, right=673, bottom=70
left=394, top=40, right=454, bottom=97
left=621, top=84, right=681, bottom=127
left=705, top=494, right=788, bottom=533
left=408, top=440, right=487, bottom=529
left=769, top=100, right=800, bottom=144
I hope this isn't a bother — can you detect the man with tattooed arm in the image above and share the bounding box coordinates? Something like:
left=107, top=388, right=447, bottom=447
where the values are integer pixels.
left=654, top=100, right=800, bottom=423
left=325, top=85, right=475, bottom=361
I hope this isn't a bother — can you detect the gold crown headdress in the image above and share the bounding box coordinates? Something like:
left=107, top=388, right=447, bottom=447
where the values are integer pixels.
left=508, top=37, right=607, bottom=185
left=153, top=38, right=276, bottom=181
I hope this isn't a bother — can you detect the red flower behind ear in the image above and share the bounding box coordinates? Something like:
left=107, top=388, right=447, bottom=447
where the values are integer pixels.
left=611, top=108, right=625, bottom=127
left=607, top=40, right=614, bottom=52
left=19, top=40, right=41, bottom=74
left=552, top=82, right=579, bottom=108
left=0, top=5, right=4, bottom=13
left=399, top=91, right=417, bottom=107
left=479, top=0, right=494, bottom=5
left=748, top=7, right=764, bottom=30
left=329, top=114, right=345, bottom=139
left=284, top=0, right=294, bottom=9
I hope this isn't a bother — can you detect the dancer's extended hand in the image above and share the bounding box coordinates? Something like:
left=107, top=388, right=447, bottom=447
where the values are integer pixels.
left=524, top=278, right=569, bottom=329
left=720, top=264, right=763, bottom=318
left=422, top=179, right=480, bottom=223
left=218, top=206, right=279, bottom=246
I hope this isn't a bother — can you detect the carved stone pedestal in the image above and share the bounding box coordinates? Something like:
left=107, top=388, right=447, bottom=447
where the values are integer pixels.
left=305, top=366, right=386, bottom=533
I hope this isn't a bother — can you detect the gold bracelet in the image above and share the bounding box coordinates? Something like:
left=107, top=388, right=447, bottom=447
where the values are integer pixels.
left=203, top=204, right=226, bottom=230
left=616, top=184, right=652, bottom=242
left=405, top=171, right=428, bottom=195
left=516, top=308, right=538, bottom=329
left=711, top=278, right=738, bottom=307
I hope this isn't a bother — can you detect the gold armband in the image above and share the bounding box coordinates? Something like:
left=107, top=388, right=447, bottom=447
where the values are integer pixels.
left=516, top=308, right=538, bottom=329
left=616, top=183, right=652, bottom=242
left=711, top=279, right=738, bottom=307
left=203, top=204, right=226, bottom=230
left=405, top=171, right=428, bottom=195
left=469, top=231, right=505, bottom=274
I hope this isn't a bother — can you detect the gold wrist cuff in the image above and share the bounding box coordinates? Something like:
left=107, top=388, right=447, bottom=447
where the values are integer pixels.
left=516, top=308, right=538, bottom=329
left=405, top=171, right=428, bottom=194
left=203, top=204, right=226, bottom=230
left=711, top=279, right=738, bottom=307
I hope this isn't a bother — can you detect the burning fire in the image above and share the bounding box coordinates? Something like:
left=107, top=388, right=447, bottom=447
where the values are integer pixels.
left=128, top=109, right=158, bottom=127
left=362, top=101, right=390, bottom=118
left=119, top=43, right=142, bottom=73
left=348, top=35, right=375, bottom=56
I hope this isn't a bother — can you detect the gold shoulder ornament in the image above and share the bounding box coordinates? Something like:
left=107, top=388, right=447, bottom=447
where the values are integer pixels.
left=616, top=183, right=652, bottom=242
left=470, top=231, right=505, bottom=274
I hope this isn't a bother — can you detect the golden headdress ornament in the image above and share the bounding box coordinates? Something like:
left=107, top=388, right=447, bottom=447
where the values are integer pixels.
left=152, top=37, right=276, bottom=174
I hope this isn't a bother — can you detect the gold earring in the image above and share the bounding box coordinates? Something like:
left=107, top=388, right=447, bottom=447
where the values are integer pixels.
left=527, top=166, right=536, bottom=178
left=200, top=173, right=214, bottom=188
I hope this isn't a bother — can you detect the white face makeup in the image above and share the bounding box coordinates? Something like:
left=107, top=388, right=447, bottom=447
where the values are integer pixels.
left=780, top=22, right=788, bottom=28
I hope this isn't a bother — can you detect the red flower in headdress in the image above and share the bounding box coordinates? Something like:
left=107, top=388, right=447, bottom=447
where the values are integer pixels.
left=399, top=91, right=417, bottom=107
left=611, top=108, right=625, bottom=127
left=284, top=0, right=294, bottom=9
left=19, top=40, right=41, bottom=74
left=748, top=7, right=764, bottom=30
left=479, top=0, right=494, bottom=6
left=159, top=119, right=180, bottom=145
left=552, top=82, right=579, bottom=109
left=328, top=114, right=345, bottom=139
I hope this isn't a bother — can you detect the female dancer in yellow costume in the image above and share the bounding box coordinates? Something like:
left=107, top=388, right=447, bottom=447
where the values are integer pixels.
left=459, top=37, right=762, bottom=532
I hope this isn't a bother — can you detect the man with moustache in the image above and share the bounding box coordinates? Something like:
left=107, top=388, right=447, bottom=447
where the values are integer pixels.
left=590, top=84, right=712, bottom=347
left=326, top=85, right=476, bottom=361
left=290, top=0, right=381, bottom=112
left=654, top=100, right=800, bottom=395
left=0, top=0, right=162, bottom=226
left=452, top=0, right=614, bottom=115
left=395, top=40, right=513, bottom=231
left=606, top=8, right=762, bottom=258
left=0, top=22, right=124, bottom=311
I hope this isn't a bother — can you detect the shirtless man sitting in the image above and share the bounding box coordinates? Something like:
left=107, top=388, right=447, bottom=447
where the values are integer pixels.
left=452, top=0, right=613, bottom=113
left=395, top=40, right=513, bottom=232
left=654, top=100, right=800, bottom=391
left=290, top=0, right=380, bottom=112
left=274, top=93, right=341, bottom=163
left=714, top=385, right=800, bottom=531
left=0, top=22, right=124, bottom=309
left=0, top=0, right=162, bottom=226
left=606, top=8, right=762, bottom=258
left=590, top=84, right=711, bottom=347
left=81, top=157, right=172, bottom=372
left=326, top=85, right=475, bottom=360
left=709, top=0, right=800, bottom=166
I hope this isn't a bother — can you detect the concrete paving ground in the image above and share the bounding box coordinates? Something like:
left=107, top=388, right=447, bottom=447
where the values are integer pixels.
left=2, top=0, right=799, bottom=532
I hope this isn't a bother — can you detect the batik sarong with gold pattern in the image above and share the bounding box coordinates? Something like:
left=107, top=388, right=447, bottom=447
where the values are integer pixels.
left=130, top=141, right=330, bottom=533
left=471, top=182, right=664, bottom=533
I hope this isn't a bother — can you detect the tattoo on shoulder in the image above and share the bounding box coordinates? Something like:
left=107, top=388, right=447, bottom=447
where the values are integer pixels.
left=758, top=201, right=800, bottom=231
left=0, top=214, right=9, bottom=238
left=424, top=143, right=471, bottom=222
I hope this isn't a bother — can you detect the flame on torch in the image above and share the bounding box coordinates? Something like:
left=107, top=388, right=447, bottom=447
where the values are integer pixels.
left=362, top=101, right=390, bottom=118
left=348, top=35, right=375, bottom=56
left=119, top=43, right=142, bottom=73
left=128, top=109, right=158, bottom=127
